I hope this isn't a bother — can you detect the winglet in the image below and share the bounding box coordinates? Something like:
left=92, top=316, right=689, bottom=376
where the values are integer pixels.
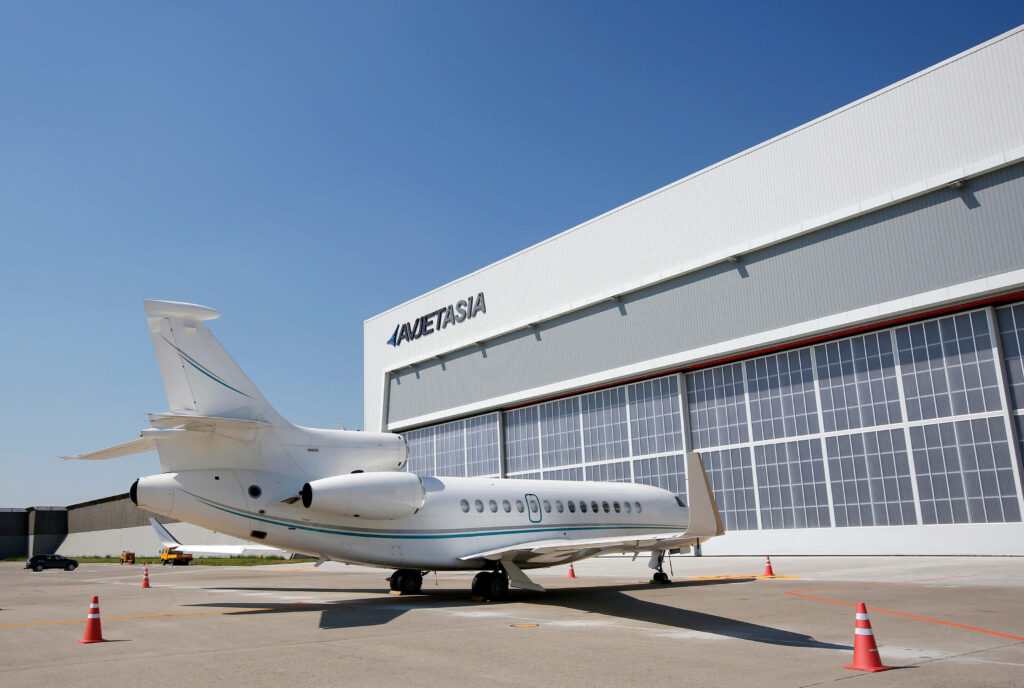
left=149, top=517, right=183, bottom=549
left=683, top=453, right=725, bottom=539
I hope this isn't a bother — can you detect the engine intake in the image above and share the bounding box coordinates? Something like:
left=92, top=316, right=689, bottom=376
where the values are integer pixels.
left=301, top=472, right=425, bottom=520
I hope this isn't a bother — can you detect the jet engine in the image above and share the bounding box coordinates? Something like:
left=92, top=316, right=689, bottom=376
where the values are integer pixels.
left=130, top=473, right=176, bottom=515
left=300, top=472, right=425, bottom=520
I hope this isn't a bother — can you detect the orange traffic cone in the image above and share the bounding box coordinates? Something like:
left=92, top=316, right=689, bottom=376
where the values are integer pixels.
left=78, top=596, right=107, bottom=644
left=567, top=563, right=576, bottom=579
left=140, top=567, right=151, bottom=589
left=844, top=602, right=892, bottom=672
left=764, top=556, right=775, bottom=576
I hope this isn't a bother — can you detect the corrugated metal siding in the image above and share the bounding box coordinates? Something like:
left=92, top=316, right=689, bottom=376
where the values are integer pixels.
left=366, top=28, right=1024, bottom=429
left=67, top=495, right=179, bottom=534
left=386, top=162, right=1024, bottom=425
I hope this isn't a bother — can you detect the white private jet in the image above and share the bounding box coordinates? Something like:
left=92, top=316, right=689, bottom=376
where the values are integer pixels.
left=67, top=300, right=724, bottom=600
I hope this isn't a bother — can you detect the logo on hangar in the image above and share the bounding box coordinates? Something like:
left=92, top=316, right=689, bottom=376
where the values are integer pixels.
left=387, top=292, right=486, bottom=347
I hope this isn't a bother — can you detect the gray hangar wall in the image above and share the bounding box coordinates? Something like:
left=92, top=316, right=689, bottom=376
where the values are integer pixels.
left=386, top=162, right=1024, bottom=424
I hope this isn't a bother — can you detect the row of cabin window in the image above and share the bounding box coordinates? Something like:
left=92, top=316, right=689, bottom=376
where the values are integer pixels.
left=459, top=498, right=644, bottom=515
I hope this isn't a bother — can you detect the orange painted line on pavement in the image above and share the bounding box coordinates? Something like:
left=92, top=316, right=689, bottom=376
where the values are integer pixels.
left=785, top=575, right=1024, bottom=642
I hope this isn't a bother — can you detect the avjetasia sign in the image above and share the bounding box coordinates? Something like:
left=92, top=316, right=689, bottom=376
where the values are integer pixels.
left=387, top=292, right=486, bottom=347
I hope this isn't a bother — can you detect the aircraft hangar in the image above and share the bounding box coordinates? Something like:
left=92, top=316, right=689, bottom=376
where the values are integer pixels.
left=363, top=26, right=1024, bottom=556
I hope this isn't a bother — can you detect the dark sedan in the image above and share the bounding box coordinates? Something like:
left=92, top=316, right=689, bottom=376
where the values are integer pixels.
left=25, top=554, right=78, bottom=572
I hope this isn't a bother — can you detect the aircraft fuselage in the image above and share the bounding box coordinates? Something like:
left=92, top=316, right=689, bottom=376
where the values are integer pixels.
left=136, top=470, right=690, bottom=570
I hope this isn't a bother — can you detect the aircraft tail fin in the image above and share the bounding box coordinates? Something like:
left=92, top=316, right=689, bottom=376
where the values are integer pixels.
left=143, top=300, right=285, bottom=425
left=149, top=517, right=182, bottom=549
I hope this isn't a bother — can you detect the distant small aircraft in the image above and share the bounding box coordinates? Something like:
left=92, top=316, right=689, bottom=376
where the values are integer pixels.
left=67, top=300, right=724, bottom=599
left=149, top=517, right=287, bottom=558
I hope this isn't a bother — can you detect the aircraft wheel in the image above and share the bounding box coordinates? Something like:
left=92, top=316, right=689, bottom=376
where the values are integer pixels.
left=651, top=571, right=671, bottom=584
left=471, top=572, right=492, bottom=598
left=487, top=573, right=509, bottom=601
left=389, top=571, right=405, bottom=592
left=400, top=571, right=423, bottom=595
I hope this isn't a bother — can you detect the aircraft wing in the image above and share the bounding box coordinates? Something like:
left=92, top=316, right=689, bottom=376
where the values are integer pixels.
left=459, top=531, right=695, bottom=565
left=460, top=453, right=724, bottom=567
left=149, top=518, right=287, bottom=557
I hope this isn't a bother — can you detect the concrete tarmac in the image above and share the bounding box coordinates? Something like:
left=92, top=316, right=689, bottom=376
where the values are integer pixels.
left=2, top=556, right=1022, bottom=687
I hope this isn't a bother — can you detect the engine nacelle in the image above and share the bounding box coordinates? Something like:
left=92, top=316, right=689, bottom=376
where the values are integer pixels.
left=300, top=472, right=425, bottom=520
left=130, top=473, right=177, bottom=516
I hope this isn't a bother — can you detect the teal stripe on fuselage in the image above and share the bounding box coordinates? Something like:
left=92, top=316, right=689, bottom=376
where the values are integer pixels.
left=195, top=496, right=679, bottom=541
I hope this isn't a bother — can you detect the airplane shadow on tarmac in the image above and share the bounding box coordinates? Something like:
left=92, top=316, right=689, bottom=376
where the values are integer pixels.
left=193, top=577, right=850, bottom=650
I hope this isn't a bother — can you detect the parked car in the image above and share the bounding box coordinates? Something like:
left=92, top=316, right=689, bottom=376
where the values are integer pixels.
left=25, top=554, right=78, bottom=572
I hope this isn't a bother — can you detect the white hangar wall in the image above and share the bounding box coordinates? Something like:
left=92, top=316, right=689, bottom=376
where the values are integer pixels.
left=363, top=27, right=1024, bottom=555
left=365, top=26, right=1024, bottom=429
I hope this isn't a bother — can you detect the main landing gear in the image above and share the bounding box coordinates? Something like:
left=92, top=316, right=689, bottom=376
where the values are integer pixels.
left=388, top=569, right=424, bottom=594
left=650, top=550, right=672, bottom=585
left=471, top=567, right=510, bottom=601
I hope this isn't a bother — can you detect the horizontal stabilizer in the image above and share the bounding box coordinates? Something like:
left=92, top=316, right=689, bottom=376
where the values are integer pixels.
left=62, top=436, right=156, bottom=461
left=147, top=413, right=271, bottom=432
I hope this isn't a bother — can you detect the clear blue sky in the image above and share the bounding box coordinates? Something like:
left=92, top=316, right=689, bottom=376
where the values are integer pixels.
left=2, top=2, right=1023, bottom=507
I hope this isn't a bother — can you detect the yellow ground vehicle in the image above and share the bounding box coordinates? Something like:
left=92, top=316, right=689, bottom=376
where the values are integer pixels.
left=120, top=551, right=135, bottom=565
left=160, top=548, right=193, bottom=566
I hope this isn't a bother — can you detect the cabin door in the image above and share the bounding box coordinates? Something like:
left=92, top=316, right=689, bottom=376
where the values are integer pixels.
left=525, top=493, right=542, bottom=524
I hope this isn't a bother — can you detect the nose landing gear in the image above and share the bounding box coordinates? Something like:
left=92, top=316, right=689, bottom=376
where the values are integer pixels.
left=650, top=550, right=672, bottom=585
left=388, top=569, right=424, bottom=594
